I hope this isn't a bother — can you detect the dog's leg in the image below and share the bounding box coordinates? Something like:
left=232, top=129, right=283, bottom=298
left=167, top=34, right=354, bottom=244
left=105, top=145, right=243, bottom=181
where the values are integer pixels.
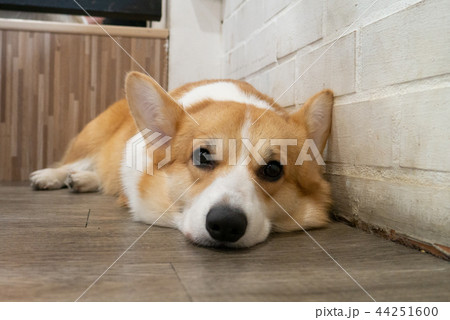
left=65, top=171, right=100, bottom=193
left=30, top=167, right=69, bottom=190
left=30, top=158, right=97, bottom=191
left=30, top=100, right=130, bottom=194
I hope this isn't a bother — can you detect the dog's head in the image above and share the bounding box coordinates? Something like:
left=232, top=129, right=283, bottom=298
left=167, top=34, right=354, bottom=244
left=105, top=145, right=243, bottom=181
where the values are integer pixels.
left=126, top=72, right=333, bottom=248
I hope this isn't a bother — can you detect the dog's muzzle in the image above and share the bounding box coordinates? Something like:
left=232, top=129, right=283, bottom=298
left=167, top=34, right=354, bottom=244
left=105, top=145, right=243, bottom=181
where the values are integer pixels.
left=205, top=205, right=247, bottom=243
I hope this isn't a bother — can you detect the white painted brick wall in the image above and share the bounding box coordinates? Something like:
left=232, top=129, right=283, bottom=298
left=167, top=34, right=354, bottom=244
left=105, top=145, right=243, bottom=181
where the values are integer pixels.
left=327, top=96, right=394, bottom=168
left=168, top=0, right=222, bottom=90
left=220, top=0, right=450, bottom=246
left=276, top=0, right=323, bottom=58
left=324, top=0, right=420, bottom=35
left=361, top=0, right=450, bottom=90
left=295, top=32, right=356, bottom=103
left=328, top=175, right=450, bottom=246
left=223, top=0, right=245, bottom=19
left=244, top=22, right=277, bottom=76
left=264, top=0, right=291, bottom=22
left=399, top=87, right=450, bottom=172
left=225, top=44, right=244, bottom=79
left=235, top=0, right=265, bottom=45
left=247, top=58, right=296, bottom=107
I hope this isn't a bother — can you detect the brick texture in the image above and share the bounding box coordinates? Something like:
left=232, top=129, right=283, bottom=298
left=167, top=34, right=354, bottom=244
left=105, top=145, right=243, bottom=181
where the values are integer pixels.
left=295, top=32, right=355, bottom=103
left=361, top=0, right=450, bottom=89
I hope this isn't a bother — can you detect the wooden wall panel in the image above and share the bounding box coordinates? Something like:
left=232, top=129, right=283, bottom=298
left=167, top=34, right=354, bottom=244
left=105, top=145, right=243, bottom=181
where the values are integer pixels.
left=0, top=25, right=168, bottom=181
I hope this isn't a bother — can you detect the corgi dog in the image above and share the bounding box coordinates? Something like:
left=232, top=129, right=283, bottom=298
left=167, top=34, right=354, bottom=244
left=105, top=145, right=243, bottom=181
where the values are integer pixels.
left=30, top=72, right=334, bottom=248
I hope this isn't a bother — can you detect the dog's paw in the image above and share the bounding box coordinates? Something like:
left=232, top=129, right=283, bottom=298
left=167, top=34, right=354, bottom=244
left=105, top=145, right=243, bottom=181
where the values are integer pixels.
left=65, top=171, right=100, bottom=193
left=30, top=168, right=66, bottom=190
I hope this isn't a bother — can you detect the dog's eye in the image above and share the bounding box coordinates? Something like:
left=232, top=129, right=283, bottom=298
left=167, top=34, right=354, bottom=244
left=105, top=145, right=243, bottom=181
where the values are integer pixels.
left=259, top=161, right=283, bottom=181
left=193, top=148, right=215, bottom=169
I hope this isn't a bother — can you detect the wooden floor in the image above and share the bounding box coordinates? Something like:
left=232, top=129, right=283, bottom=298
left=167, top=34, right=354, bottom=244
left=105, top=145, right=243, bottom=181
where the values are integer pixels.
left=0, top=182, right=448, bottom=302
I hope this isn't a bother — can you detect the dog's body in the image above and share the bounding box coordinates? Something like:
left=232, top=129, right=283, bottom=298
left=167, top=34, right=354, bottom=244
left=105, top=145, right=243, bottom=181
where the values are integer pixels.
left=30, top=72, right=333, bottom=247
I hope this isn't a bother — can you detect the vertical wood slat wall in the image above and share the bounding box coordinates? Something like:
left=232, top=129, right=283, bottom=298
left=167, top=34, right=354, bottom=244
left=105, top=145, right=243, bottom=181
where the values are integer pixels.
left=0, top=20, right=168, bottom=181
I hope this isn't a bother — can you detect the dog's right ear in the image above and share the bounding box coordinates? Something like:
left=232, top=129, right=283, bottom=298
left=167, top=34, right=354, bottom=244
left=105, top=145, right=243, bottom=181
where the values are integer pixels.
left=125, top=72, right=183, bottom=137
left=290, top=89, right=334, bottom=154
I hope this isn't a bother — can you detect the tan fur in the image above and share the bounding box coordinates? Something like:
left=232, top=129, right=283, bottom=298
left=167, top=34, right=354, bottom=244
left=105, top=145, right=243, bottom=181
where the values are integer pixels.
left=167, top=99, right=331, bottom=232
left=33, top=72, right=334, bottom=242
left=60, top=99, right=136, bottom=195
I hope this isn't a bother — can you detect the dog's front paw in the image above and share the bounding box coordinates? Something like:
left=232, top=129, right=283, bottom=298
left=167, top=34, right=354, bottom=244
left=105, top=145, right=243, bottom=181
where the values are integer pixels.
left=30, top=168, right=66, bottom=190
left=65, top=171, right=100, bottom=193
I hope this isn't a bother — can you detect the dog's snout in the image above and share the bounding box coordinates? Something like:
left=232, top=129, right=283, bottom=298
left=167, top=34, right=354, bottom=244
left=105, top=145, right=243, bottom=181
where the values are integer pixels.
left=206, top=205, right=247, bottom=243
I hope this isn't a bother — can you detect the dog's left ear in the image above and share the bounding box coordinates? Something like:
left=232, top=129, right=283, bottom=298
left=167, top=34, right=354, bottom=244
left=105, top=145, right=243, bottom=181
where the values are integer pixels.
left=291, top=90, right=334, bottom=153
left=125, top=72, right=183, bottom=137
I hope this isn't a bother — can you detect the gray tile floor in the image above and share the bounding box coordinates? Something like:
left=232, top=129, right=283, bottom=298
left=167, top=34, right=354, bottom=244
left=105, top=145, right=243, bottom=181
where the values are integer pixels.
left=0, top=183, right=448, bottom=301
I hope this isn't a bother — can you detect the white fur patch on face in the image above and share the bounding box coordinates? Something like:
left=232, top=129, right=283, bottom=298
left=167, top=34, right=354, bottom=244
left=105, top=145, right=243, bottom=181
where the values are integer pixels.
left=178, top=82, right=274, bottom=111
left=180, top=165, right=271, bottom=247
left=179, top=116, right=271, bottom=247
left=120, top=134, right=178, bottom=228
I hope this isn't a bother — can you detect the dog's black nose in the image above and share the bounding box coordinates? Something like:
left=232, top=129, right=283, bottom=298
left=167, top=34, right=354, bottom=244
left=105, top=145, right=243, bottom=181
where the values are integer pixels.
left=206, top=205, right=247, bottom=243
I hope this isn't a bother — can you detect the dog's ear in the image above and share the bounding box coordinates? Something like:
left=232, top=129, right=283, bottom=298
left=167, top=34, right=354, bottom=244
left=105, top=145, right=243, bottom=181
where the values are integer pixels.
left=291, top=90, right=334, bottom=153
left=125, top=72, right=183, bottom=137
